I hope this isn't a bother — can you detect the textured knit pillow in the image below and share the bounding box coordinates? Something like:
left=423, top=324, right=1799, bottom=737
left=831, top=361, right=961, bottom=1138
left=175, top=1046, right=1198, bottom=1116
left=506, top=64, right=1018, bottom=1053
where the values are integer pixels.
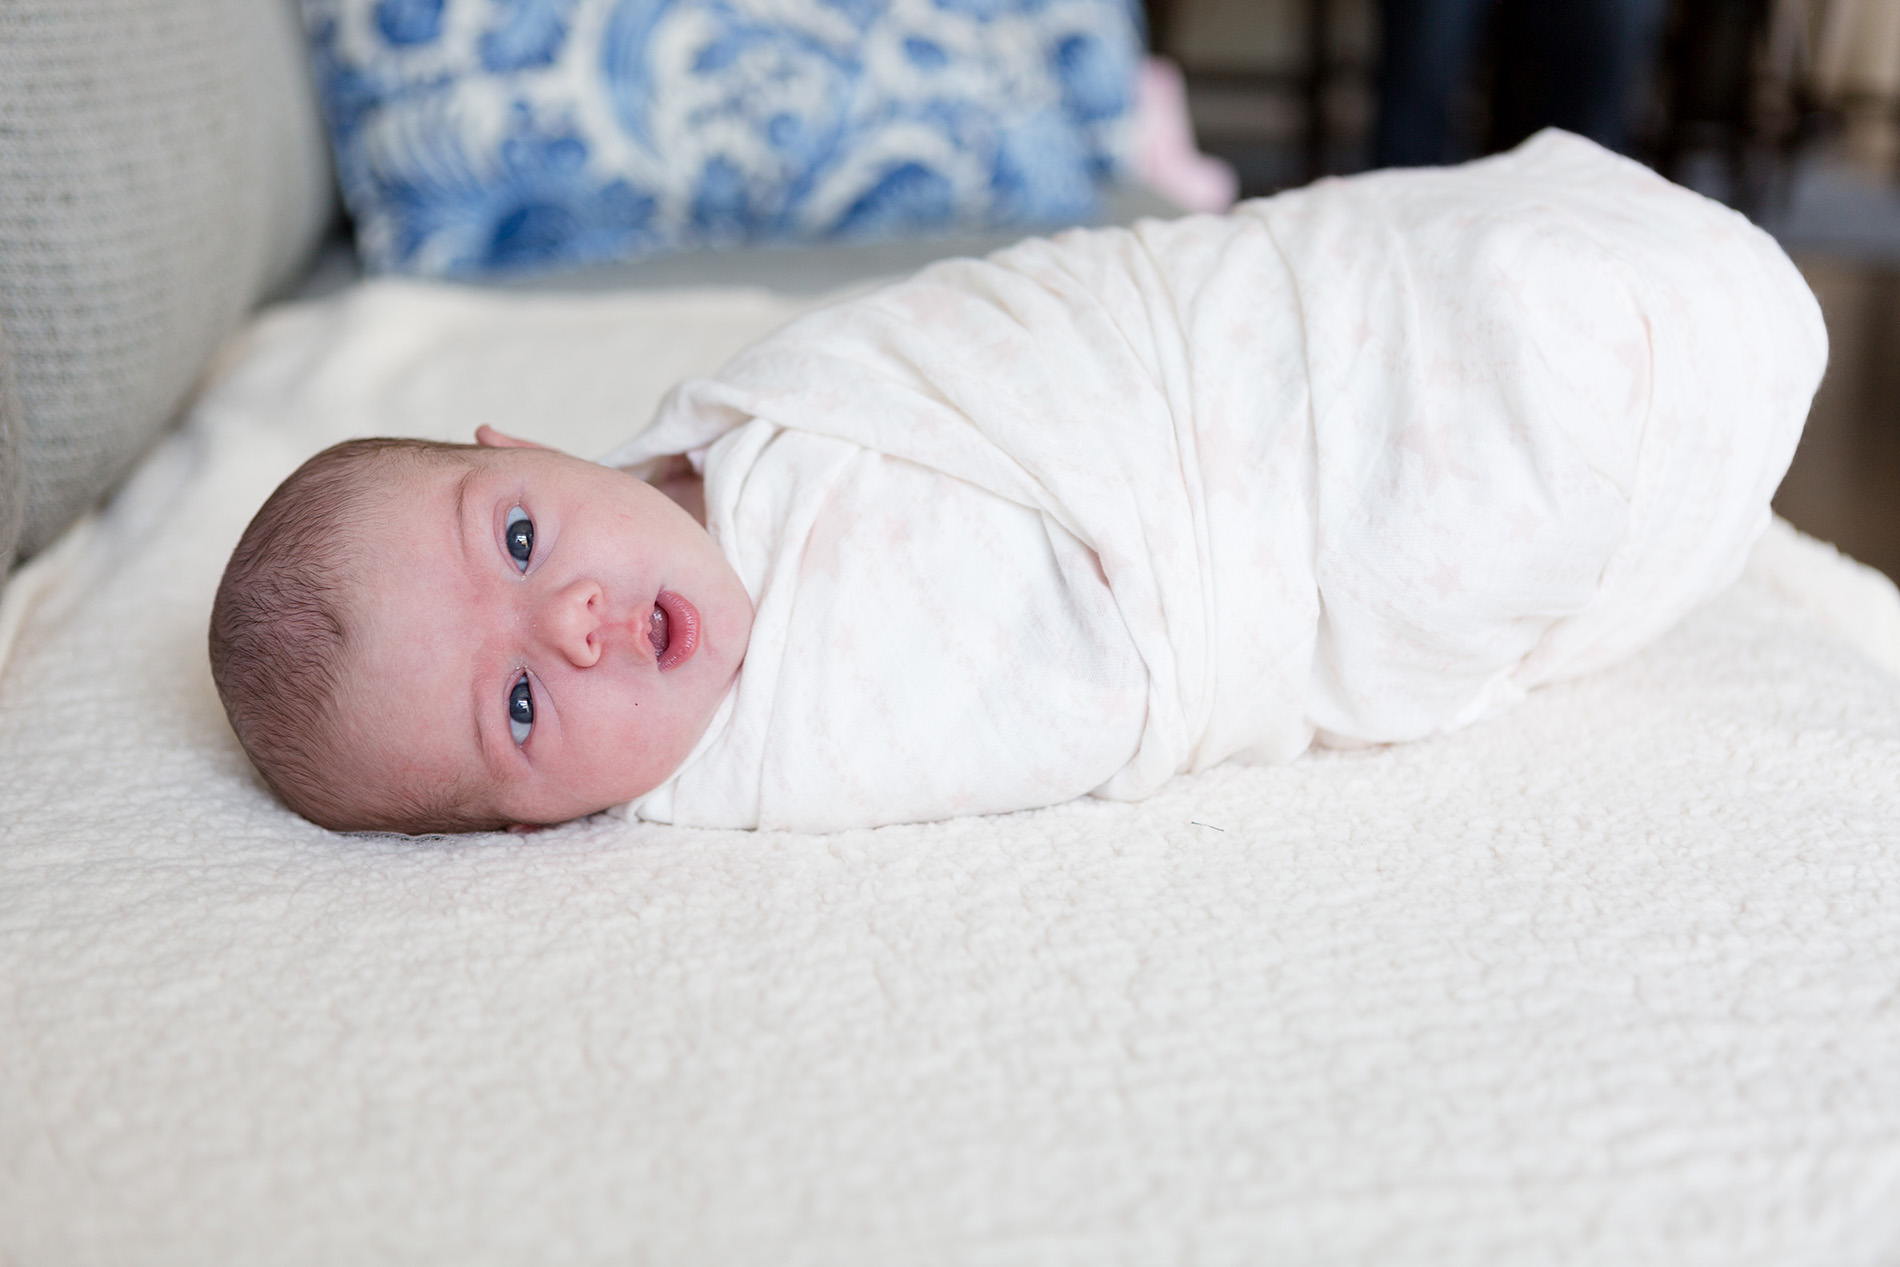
left=0, top=320, right=20, bottom=570
left=301, top=0, right=1141, bottom=277
left=0, top=0, right=335, bottom=564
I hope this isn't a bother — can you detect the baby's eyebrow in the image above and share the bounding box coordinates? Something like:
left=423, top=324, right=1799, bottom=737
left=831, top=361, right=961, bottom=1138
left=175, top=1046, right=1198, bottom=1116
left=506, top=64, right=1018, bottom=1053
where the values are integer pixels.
left=453, top=466, right=478, bottom=566
left=451, top=465, right=503, bottom=787
left=469, top=652, right=485, bottom=766
left=467, top=657, right=509, bottom=792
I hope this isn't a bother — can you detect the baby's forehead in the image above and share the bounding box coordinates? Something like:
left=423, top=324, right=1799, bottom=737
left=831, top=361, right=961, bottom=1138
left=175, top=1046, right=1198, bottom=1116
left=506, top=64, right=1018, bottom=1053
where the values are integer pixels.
left=342, top=448, right=489, bottom=541
left=327, top=462, right=470, bottom=630
left=327, top=576, right=500, bottom=813
left=357, top=443, right=594, bottom=507
left=362, top=445, right=485, bottom=494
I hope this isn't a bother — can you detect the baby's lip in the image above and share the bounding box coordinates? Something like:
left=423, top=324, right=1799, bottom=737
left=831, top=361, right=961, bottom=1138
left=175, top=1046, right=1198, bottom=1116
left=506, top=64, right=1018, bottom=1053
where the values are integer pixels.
left=652, top=590, right=700, bottom=672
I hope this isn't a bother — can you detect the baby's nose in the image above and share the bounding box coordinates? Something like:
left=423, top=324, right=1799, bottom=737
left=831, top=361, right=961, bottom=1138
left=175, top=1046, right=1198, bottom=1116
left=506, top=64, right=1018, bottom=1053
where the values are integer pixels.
left=543, top=580, right=603, bottom=668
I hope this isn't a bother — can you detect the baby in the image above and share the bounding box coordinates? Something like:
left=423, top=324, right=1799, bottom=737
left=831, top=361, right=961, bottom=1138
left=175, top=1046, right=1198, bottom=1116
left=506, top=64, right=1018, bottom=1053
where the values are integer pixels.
left=210, top=131, right=1827, bottom=834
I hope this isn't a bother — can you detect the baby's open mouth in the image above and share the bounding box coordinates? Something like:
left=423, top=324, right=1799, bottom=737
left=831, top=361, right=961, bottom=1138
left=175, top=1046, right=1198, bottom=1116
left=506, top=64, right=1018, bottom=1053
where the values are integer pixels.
left=650, top=590, right=701, bottom=671
left=648, top=605, right=668, bottom=657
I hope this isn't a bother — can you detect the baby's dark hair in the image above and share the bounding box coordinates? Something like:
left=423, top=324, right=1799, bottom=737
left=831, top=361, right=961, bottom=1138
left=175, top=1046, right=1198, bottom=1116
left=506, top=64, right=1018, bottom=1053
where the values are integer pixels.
left=209, top=437, right=503, bottom=834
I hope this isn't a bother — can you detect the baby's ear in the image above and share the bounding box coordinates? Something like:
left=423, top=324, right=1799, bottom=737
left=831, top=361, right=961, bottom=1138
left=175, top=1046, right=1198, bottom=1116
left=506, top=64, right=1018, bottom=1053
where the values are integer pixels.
left=475, top=425, right=550, bottom=451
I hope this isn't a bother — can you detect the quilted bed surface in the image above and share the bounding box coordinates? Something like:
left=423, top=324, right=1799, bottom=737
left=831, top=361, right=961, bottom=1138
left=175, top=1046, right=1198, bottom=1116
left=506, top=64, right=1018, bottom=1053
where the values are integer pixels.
left=3, top=280, right=1899, bottom=1265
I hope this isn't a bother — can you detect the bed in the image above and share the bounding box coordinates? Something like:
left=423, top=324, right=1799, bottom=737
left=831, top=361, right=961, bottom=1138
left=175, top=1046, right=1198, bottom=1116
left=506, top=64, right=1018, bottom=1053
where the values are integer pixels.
left=4, top=228, right=1900, bottom=1261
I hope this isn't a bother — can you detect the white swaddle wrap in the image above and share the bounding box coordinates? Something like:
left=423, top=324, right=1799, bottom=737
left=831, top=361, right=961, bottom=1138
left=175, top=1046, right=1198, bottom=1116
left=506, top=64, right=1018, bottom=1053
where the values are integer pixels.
left=607, top=131, right=1826, bottom=831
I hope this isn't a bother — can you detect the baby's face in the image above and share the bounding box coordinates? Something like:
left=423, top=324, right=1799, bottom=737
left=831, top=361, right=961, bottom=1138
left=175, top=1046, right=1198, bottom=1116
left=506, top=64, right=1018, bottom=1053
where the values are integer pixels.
left=335, top=443, right=751, bottom=828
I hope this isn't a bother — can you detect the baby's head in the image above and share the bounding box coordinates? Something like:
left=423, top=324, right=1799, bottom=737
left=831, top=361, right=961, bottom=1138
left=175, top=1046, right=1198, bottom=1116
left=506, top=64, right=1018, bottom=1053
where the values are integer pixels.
left=209, top=431, right=752, bottom=834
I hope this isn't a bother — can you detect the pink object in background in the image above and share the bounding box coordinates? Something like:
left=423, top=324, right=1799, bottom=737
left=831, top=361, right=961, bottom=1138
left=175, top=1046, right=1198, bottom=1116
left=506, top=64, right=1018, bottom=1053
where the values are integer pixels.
left=1134, top=55, right=1240, bottom=213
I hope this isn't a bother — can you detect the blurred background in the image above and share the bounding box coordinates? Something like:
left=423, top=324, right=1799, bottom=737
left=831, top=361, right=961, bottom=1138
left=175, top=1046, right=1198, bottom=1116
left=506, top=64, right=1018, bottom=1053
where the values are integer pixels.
left=1149, top=0, right=1900, bottom=578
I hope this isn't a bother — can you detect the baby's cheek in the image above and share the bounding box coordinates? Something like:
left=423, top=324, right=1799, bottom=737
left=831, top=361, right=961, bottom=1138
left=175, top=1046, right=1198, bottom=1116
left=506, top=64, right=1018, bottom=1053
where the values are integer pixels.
left=570, top=691, right=674, bottom=804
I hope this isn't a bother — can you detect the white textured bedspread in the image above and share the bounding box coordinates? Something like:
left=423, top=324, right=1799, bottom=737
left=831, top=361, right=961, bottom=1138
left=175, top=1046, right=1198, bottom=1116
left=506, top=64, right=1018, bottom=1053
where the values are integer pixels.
left=3, top=237, right=1900, bottom=1264
left=612, top=132, right=1826, bottom=830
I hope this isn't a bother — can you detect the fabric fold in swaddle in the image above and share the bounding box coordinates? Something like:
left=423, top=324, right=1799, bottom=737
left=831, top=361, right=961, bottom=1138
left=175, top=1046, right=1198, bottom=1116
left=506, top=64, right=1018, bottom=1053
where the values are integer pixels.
left=608, top=131, right=1826, bottom=831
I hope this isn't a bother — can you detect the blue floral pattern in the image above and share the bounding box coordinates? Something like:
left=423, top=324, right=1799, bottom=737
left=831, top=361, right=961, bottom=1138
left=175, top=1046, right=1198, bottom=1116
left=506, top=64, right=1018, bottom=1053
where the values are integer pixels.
left=299, top=0, right=1140, bottom=276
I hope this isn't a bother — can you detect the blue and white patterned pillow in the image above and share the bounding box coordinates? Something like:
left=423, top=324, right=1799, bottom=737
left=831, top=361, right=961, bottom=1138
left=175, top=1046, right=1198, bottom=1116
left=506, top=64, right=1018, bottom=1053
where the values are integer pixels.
left=300, top=0, right=1141, bottom=276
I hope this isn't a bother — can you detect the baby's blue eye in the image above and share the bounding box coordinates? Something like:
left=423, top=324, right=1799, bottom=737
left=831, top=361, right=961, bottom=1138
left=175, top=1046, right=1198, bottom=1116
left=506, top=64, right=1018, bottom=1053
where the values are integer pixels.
left=508, top=675, right=534, bottom=745
left=505, top=506, right=533, bottom=572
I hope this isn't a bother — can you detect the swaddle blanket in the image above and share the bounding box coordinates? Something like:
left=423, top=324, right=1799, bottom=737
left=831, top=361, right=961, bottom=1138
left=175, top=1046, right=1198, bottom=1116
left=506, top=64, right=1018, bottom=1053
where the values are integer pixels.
left=610, top=131, right=1827, bottom=832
